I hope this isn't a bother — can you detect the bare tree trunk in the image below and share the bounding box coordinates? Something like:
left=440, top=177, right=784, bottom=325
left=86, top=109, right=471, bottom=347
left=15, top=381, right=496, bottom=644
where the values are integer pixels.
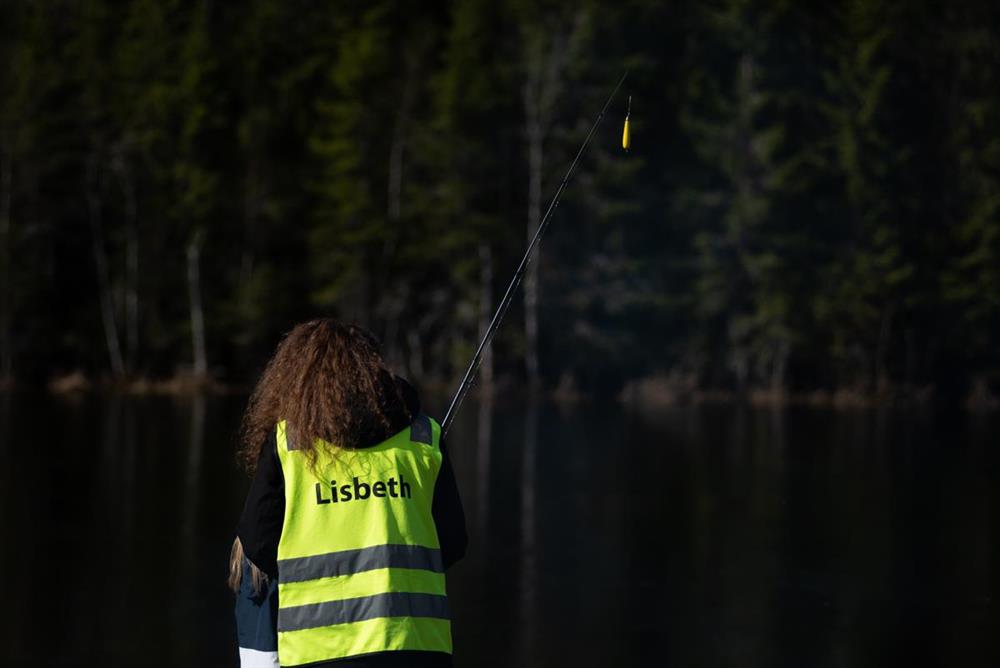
left=875, top=305, right=893, bottom=395
left=406, top=330, right=424, bottom=379
left=86, top=151, right=125, bottom=377
left=239, top=157, right=259, bottom=310
left=736, top=52, right=756, bottom=225
left=387, top=87, right=409, bottom=231
left=770, top=339, right=789, bottom=396
left=382, top=128, right=403, bottom=352
left=730, top=52, right=758, bottom=394
left=186, top=237, right=207, bottom=377
left=112, top=148, right=139, bottom=373
left=0, top=137, right=12, bottom=380
left=478, top=243, right=494, bottom=395
left=519, top=13, right=584, bottom=391
left=381, top=72, right=415, bottom=362
left=524, top=114, right=543, bottom=390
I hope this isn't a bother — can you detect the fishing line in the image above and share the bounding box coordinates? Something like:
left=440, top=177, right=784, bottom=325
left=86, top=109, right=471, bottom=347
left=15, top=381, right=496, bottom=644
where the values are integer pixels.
left=442, top=71, right=630, bottom=436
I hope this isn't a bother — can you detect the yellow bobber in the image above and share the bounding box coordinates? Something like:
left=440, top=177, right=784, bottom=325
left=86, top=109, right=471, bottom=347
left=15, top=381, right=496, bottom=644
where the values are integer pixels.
left=622, top=95, right=632, bottom=151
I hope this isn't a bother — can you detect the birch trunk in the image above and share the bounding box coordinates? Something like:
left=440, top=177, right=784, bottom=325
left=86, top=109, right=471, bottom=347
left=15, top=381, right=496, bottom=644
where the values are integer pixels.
left=524, top=116, right=542, bottom=390
left=478, top=243, right=494, bottom=396
left=239, top=157, right=259, bottom=310
left=86, top=151, right=125, bottom=377
left=875, top=305, right=893, bottom=394
left=381, top=72, right=414, bottom=362
left=113, top=150, right=139, bottom=372
left=770, top=340, right=789, bottom=396
left=0, top=138, right=11, bottom=380
left=381, top=103, right=404, bottom=359
left=387, top=93, right=407, bottom=230
left=186, top=238, right=207, bottom=377
left=519, top=13, right=584, bottom=391
left=407, top=330, right=424, bottom=379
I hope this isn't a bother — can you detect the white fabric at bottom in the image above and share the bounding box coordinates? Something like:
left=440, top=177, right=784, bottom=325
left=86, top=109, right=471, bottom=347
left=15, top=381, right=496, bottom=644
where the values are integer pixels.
left=239, top=647, right=280, bottom=668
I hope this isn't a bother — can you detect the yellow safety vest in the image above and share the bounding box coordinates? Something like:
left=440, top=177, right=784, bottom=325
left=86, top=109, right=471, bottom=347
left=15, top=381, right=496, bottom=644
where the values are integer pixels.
left=274, top=415, right=451, bottom=666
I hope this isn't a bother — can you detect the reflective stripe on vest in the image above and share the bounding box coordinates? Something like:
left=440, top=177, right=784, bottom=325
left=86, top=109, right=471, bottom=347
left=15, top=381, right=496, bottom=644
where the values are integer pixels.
left=274, top=416, right=451, bottom=666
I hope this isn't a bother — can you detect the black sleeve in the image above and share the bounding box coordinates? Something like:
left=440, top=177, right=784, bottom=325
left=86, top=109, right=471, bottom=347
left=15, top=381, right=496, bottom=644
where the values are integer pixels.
left=432, top=438, right=468, bottom=570
left=236, top=429, right=285, bottom=579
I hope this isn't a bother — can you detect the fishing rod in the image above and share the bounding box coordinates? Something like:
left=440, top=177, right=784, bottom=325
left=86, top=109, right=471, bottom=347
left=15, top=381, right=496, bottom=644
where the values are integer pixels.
left=441, top=71, right=629, bottom=436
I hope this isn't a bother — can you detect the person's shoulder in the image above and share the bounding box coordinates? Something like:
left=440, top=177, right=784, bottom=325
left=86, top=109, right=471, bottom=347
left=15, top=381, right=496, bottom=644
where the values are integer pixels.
left=256, top=428, right=281, bottom=477
left=395, top=375, right=422, bottom=416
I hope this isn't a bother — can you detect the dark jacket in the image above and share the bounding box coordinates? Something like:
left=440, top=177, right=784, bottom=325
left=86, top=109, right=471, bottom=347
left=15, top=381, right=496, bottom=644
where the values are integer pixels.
left=234, top=382, right=467, bottom=667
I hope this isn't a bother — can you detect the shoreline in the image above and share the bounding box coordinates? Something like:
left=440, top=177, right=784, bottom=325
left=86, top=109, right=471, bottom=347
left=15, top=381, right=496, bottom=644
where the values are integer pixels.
left=39, top=371, right=248, bottom=396
left=6, top=370, right=996, bottom=412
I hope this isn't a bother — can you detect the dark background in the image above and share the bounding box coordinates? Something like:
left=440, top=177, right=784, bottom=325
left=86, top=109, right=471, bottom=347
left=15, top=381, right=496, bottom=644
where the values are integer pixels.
left=1, top=0, right=998, bottom=405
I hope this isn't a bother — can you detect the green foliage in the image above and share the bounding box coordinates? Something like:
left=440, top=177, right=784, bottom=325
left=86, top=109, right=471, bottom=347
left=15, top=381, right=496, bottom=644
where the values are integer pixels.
left=810, top=0, right=915, bottom=388
left=940, top=4, right=1000, bottom=375
left=2, top=0, right=998, bottom=399
left=677, top=0, right=805, bottom=389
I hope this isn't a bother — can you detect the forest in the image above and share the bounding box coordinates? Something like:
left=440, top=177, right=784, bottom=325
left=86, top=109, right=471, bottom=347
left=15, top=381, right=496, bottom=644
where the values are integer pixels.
left=1, top=0, right=998, bottom=406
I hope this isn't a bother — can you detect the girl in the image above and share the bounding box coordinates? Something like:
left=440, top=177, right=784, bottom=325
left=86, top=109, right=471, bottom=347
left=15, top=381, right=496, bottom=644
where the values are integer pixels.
left=229, top=320, right=467, bottom=667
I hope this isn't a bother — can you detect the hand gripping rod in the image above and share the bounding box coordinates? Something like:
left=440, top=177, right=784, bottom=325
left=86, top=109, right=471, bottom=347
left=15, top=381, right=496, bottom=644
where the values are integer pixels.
left=441, top=71, right=629, bottom=436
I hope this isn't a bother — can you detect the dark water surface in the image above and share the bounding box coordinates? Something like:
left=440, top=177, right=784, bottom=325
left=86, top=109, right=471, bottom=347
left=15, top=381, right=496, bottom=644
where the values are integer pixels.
left=0, top=393, right=995, bottom=666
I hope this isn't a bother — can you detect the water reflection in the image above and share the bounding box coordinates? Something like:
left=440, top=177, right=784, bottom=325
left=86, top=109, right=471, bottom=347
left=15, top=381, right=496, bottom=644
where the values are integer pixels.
left=475, top=393, right=492, bottom=541
left=445, top=403, right=996, bottom=667
left=0, top=395, right=994, bottom=667
left=182, top=394, right=207, bottom=548
left=517, top=400, right=538, bottom=664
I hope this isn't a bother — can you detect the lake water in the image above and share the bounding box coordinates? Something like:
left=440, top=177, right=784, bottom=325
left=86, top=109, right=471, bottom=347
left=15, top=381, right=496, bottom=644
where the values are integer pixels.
left=0, top=393, right=994, bottom=666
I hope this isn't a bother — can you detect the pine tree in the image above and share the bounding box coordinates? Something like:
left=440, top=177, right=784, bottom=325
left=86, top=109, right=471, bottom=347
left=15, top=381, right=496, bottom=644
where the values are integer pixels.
left=813, top=0, right=915, bottom=393
left=941, top=2, right=1000, bottom=398
left=513, top=1, right=593, bottom=389
left=108, top=0, right=175, bottom=374
left=422, top=0, right=520, bottom=386
left=309, top=3, right=446, bottom=370
left=215, top=0, right=334, bottom=363
left=172, top=0, right=222, bottom=378
left=678, top=0, right=806, bottom=392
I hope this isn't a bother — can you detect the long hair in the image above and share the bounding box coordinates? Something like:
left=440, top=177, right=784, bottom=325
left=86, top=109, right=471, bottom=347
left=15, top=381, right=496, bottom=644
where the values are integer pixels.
left=237, top=319, right=411, bottom=474
left=228, top=537, right=267, bottom=594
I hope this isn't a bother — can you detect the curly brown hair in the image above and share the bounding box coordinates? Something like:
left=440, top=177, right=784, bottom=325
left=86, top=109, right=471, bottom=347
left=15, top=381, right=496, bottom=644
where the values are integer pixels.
left=237, top=319, right=411, bottom=474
